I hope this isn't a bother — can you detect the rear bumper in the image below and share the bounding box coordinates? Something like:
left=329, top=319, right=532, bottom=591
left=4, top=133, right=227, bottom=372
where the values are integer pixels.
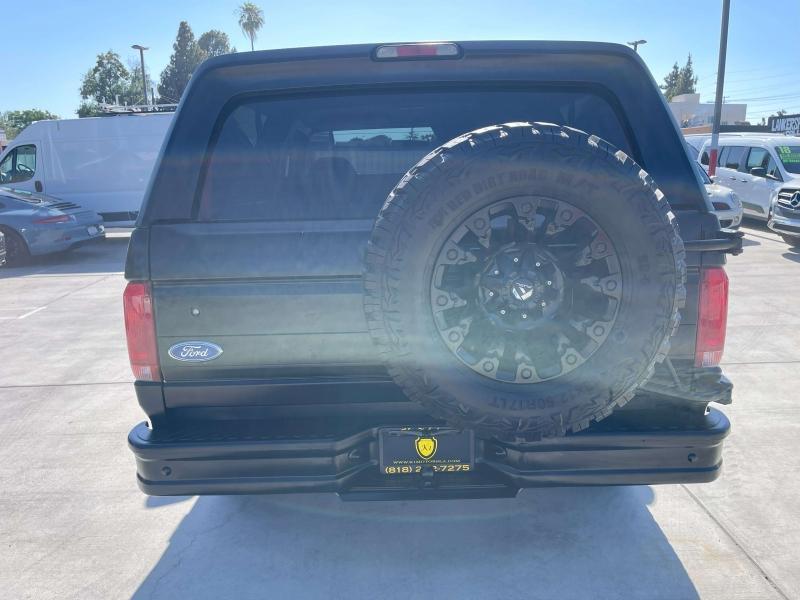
left=129, top=407, right=730, bottom=500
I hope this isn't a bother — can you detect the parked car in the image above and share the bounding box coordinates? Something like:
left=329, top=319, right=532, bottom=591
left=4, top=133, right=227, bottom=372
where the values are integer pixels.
left=698, top=134, right=800, bottom=227
left=0, top=113, right=171, bottom=227
left=768, top=146, right=800, bottom=247
left=695, top=161, right=742, bottom=228
left=125, top=41, right=739, bottom=499
left=0, top=187, right=105, bottom=265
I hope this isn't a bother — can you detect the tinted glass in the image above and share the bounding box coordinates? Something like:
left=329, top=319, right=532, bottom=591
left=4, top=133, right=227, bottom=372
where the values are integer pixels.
left=723, top=146, right=746, bottom=170
left=0, top=144, right=36, bottom=184
left=776, top=145, right=800, bottom=174
left=745, top=147, right=769, bottom=173
left=199, top=89, right=632, bottom=221
left=766, top=155, right=781, bottom=179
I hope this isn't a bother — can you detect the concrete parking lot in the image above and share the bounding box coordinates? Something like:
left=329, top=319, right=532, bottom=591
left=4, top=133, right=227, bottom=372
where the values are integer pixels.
left=1, top=223, right=798, bottom=600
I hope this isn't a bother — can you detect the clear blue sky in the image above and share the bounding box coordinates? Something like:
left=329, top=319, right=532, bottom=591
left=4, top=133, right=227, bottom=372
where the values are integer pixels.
left=3, top=0, right=799, bottom=122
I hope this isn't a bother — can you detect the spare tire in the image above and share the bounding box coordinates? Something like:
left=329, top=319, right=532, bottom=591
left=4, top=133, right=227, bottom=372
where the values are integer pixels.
left=363, top=122, right=686, bottom=441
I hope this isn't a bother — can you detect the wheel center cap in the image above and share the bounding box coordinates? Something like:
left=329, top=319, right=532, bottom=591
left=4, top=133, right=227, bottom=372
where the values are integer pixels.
left=511, top=278, right=535, bottom=301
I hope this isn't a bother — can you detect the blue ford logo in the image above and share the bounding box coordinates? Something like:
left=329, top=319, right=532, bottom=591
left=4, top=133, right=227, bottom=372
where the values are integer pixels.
left=168, top=341, right=223, bottom=362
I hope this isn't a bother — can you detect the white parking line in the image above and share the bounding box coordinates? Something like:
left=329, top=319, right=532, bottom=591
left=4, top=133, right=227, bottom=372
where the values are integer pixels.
left=17, top=307, right=47, bottom=319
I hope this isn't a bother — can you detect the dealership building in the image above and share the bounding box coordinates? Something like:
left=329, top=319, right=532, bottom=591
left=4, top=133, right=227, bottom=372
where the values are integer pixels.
left=669, top=93, right=748, bottom=128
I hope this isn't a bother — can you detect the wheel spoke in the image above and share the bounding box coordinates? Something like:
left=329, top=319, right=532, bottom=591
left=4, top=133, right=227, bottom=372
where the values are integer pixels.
left=432, top=196, right=620, bottom=385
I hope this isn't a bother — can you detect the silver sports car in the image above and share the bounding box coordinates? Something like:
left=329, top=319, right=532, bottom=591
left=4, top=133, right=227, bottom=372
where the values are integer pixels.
left=0, top=187, right=105, bottom=265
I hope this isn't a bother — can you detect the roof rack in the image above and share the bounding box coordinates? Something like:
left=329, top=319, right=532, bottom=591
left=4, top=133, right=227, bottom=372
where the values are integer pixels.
left=98, top=103, right=178, bottom=115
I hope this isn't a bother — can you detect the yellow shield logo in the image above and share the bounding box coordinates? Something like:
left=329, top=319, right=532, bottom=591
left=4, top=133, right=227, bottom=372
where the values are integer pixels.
left=415, top=436, right=438, bottom=460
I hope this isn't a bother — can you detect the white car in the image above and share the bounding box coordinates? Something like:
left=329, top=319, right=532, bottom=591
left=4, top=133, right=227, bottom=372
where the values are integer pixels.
left=694, top=161, right=742, bottom=229
left=698, top=134, right=800, bottom=224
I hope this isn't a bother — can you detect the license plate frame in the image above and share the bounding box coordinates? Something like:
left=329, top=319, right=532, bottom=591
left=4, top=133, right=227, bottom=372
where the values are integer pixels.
left=378, top=427, right=474, bottom=476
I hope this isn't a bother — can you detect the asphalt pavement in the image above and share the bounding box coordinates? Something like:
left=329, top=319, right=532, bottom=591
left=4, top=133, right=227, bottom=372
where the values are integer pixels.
left=0, top=223, right=798, bottom=600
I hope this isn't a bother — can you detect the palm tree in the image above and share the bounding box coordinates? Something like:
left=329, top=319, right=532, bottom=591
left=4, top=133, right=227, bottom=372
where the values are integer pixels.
left=237, top=3, right=264, bottom=52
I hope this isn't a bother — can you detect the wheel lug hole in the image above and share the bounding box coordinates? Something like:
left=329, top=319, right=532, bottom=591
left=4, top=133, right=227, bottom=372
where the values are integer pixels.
left=482, top=361, right=494, bottom=372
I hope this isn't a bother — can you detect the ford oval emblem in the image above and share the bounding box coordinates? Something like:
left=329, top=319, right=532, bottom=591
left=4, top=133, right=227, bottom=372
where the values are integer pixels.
left=168, top=341, right=223, bottom=363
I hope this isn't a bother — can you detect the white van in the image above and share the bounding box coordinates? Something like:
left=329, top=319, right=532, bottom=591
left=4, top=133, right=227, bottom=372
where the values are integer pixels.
left=698, top=134, right=800, bottom=222
left=0, top=114, right=172, bottom=226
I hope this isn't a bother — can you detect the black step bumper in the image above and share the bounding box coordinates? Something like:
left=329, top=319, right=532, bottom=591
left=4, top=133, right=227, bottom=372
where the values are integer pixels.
left=128, top=408, right=730, bottom=500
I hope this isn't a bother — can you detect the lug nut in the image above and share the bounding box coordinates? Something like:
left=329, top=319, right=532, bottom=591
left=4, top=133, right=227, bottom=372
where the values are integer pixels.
left=522, top=313, right=528, bottom=319
left=541, top=302, right=547, bottom=307
left=500, top=309, right=506, bottom=315
left=494, top=270, right=500, bottom=275
left=546, top=280, right=552, bottom=286
left=488, top=291, right=494, bottom=297
left=513, top=257, right=519, bottom=263
left=535, top=262, right=541, bottom=267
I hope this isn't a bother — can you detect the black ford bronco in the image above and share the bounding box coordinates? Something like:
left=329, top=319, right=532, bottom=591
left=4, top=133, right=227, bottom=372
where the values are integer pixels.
left=125, top=41, right=740, bottom=499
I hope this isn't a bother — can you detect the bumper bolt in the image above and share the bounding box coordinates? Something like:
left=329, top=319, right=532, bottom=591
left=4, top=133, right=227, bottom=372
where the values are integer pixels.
left=161, top=466, right=172, bottom=477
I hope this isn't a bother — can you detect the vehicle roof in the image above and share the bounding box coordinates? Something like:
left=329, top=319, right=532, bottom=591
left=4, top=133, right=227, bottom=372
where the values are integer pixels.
left=197, top=40, right=643, bottom=71
left=703, top=134, right=800, bottom=145
left=8, top=113, right=172, bottom=144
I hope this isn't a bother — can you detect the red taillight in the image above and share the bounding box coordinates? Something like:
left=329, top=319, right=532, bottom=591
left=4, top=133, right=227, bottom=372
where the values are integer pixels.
left=123, top=282, right=161, bottom=381
left=34, top=214, right=72, bottom=224
left=695, top=267, right=729, bottom=367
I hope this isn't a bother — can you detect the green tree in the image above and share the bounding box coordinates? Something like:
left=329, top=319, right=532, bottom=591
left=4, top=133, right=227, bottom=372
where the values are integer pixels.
left=661, top=55, right=699, bottom=101
left=237, top=3, right=264, bottom=52
left=676, top=54, right=698, bottom=96
left=198, top=30, right=235, bottom=57
left=80, top=51, right=132, bottom=105
left=158, top=21, right=204, bottom=103
left=660, top=62, right=681, bottom=100
left=0, top=109, right=59, bottom=139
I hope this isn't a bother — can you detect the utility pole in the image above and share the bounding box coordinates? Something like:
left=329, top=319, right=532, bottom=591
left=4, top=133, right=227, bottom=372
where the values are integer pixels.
left=131, top=45, right=150, bottom=107
left=708, top=0, right=731, bottom=177
left=627, top=40, right=647, bottom=53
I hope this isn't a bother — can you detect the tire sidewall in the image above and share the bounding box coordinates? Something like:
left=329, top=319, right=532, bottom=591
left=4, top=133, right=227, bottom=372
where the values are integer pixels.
left=369, top=136, right=682, bottom=437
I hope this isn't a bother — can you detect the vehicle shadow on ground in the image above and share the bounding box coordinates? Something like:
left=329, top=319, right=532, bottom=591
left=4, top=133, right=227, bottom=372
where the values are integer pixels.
left=132, top=486, right=698, bottom=600
left=0, top=237, right=128, bottom=278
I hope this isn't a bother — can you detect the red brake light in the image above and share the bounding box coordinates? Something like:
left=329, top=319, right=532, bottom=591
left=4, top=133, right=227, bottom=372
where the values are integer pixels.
left=374, top=43, right=460, bottom=60
left=695, top=267, right=729, bottom=367
left=123, top=282, right=161, bottom=381
left=34, top=214, right=72, bottom=224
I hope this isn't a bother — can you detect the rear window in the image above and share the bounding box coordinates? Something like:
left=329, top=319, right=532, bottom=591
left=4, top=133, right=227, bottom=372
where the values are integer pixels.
left=198, top=88, right=633, bottom=221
